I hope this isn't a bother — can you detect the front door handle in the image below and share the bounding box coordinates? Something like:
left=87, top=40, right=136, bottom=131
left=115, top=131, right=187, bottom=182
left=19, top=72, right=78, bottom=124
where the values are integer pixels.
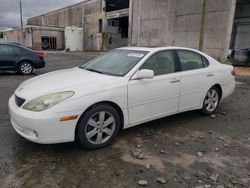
left=207, top=73, right=214, bottom=77
left=170, top=78, right=180, bottom=83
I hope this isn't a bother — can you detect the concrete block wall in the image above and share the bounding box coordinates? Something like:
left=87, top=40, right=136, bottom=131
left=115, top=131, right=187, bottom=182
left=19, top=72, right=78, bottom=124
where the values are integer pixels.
left=131, top=0, right=173, bottom=47
left=27, top=0, right=102, bottom=51
left=3, top=28, right=33, bottom=48
left=28, top=2, right=85, bottom=27
left=131, top=0, right=236, bottom=60
left=4, top=27, right=65, bottom=50
left=32, top=28, right=65, bottom=50
left=202, top=0, right=236, bottom=60
left=83, top=1, right=102, bottom=51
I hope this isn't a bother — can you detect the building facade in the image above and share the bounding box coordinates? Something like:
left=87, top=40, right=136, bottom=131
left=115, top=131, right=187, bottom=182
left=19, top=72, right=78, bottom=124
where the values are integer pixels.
left=4, top=0, right=250, bottom=61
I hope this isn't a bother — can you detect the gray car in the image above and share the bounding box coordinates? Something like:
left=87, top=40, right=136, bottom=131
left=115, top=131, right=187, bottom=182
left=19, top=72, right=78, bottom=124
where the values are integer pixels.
left=0, top=43, right=46, bottom=74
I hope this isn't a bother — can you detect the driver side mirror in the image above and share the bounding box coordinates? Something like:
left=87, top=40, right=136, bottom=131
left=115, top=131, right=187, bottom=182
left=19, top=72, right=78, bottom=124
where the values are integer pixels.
left=132, top=69, right=154, bottom=80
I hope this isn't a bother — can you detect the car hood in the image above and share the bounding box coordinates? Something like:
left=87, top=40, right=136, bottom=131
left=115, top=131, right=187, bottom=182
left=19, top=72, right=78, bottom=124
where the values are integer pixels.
left=15, top=67, right=118, bottom=99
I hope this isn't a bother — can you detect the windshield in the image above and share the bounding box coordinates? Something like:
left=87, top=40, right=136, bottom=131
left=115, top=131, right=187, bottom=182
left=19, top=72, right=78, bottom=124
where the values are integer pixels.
left=81, top=50, right=148, bottom=76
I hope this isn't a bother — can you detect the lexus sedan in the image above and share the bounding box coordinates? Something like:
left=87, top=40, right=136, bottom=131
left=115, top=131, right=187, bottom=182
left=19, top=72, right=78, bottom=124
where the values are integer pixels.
left=9, top=47, right=235, bottom=149
left=0, top=43, right=46, bottom=74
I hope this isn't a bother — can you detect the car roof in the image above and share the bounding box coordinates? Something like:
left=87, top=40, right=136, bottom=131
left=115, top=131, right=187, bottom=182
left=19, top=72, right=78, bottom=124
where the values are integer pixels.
left=117, top=46, right=202, bottom=53
left=0, top=42, right=22, bottom=47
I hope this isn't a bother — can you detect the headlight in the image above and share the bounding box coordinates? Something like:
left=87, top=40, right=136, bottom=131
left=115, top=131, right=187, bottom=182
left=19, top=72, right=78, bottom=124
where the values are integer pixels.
left=22, top=91, right=74, bottom=112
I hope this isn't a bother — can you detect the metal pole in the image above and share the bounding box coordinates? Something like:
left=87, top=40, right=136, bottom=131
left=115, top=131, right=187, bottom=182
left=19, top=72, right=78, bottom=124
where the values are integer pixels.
left=199, top=0, right=206, bottom=51
left=20, top=1, right=23, bottom=27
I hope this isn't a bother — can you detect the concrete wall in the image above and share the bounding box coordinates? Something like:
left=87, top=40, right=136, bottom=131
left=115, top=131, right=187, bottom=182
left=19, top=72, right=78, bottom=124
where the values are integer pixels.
left=131, top=0, right=236, bottom=60
left=27, top=2, right=85, bottom=27
left=3, top=28, right=33, bottom=48
left=4, top=27, right=64, bottom=50
left=27, top=0, right=102, bottom=51
left=83, top=1, right=102, bottom=51
left=32, top=28, right=65, bottom=50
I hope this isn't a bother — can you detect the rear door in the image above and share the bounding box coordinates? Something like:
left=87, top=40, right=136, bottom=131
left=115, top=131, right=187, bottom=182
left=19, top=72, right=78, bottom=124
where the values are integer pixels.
left=0, top=44, right=20, bottom=69
left=177, top=50, right=213, bottom=112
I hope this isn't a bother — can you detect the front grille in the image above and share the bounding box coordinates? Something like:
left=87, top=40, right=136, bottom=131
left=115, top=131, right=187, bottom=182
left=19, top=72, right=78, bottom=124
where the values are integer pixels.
left=15, top=95, right=25, bottom=107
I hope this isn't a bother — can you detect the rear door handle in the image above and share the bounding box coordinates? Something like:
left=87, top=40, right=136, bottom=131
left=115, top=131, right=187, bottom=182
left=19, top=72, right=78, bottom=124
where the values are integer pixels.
left=207, top=73, right=214, bottom=77
left=170, top=78, right=180, bottom=83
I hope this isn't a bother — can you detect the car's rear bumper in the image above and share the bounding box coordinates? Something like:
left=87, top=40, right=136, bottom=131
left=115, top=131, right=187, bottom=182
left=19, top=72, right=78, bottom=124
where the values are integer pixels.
left=222, top=80, right=235, bottom=100
left=8, top=95, right=79, bottom=144
left=34, top=61, right=45, bottom=69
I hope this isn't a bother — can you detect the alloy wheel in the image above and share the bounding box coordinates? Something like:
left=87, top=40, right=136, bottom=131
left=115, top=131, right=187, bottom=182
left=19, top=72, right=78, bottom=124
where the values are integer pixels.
left=85, top=111, right=116, bottom=145
left=21, top=63, right=33, bottom=74
left=204, top=88, right=219, bottom=112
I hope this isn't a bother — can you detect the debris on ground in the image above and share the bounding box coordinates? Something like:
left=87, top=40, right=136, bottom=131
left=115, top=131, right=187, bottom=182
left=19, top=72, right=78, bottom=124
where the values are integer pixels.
left=210, top=114, right=216, bottom=119
left=197, top=152, right=204, bottom=157
left=137, top=180, right=148, bottom=186
left=156, top=177, right=167, bottom=184
left=145, top=163, right=151, bottom=170
left=159, top=150, right=166, bottom=154
left=209, top=173, right=219, bottom=182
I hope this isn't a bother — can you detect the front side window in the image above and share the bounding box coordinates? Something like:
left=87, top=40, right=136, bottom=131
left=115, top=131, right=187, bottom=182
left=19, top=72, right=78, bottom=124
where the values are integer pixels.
left=82, top=50, right=148, bottom=76
left=178, top=50, right=205, bottom=71
left=140, top=51, right=176, bottom=76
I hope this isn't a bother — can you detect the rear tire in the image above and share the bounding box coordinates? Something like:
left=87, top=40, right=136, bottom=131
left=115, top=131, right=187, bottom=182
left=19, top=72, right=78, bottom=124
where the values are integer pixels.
left=202, top=87, right=220, bottom=115
left=76, top=104, right=121, bottom=150
left=19, top=62, right=33, bottom=75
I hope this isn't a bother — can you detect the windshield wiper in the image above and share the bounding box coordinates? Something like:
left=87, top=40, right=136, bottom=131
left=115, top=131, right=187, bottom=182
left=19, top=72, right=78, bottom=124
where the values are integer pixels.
left=84, top=68, right=104, bottom=74
left=79, top=66, right=121, bottom=77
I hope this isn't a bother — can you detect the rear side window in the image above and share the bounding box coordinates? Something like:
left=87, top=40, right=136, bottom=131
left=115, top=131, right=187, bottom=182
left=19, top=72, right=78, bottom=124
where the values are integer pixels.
left=178, top=50, right=207, bottom=71
left=0, top=45, right=14, bottom=56
left=13, top=47, right=21, bottom=55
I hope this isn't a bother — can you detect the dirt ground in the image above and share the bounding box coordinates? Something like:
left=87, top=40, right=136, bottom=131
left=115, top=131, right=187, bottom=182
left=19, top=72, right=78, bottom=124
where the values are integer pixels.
left=235, top=67, right=250, bottom=76
left=0, top=52, right=250, bottom=188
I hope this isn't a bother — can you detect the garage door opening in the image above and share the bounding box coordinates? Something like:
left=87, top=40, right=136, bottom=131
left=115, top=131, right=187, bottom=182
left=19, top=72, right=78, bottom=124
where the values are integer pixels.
left=107, top=16, right=129, bottom=49
left=228, top=0, right=250, bottom=65
left=106, top=0, right=129, bottom=12
left=230, top=0, right=250, bottom=50
left=41, top=36, right=57, bottom=50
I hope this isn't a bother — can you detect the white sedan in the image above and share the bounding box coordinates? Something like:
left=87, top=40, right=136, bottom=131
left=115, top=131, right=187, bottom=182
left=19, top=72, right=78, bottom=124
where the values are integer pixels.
left=9, top=47, right=235, bottom=149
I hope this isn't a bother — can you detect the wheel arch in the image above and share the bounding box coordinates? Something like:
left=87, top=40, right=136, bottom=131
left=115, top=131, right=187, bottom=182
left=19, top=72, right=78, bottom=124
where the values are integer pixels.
left=212, top=84, right=223, bottom=99
left=18, top=59, right=35, bottom=67
left=75, top=101, right=124, bottom=140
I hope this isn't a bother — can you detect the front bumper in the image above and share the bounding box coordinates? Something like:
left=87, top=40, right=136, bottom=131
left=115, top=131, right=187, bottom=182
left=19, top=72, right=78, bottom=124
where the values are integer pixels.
left=8, top=95, right=80, bottom=144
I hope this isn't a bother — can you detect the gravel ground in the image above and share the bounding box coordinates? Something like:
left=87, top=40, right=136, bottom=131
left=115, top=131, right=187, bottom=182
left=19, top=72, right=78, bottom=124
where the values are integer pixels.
left=0, top=52, right=250, bottom=188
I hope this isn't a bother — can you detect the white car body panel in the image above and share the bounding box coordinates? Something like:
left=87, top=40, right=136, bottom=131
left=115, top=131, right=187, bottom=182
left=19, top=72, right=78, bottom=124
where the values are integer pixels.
left=8, top=47, right=235, bottom=144
left=128, top=72, right=181, bottom=125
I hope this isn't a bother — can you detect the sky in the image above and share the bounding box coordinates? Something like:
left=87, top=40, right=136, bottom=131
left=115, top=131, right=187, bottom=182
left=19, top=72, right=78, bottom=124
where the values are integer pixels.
left=0, top=0, right=83, bottom=30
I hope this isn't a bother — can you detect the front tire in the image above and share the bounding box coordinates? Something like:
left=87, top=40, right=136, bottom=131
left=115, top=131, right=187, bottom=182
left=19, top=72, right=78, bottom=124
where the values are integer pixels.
left=202, top=87, right=220, bottom=115
left=76, top=104, right=121, bottom=150
left=19, top=62, right=33, bottom=75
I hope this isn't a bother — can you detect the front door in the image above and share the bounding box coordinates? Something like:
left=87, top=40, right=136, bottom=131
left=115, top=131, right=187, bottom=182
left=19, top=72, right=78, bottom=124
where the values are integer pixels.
left=128, top=50, right=181, bottom=125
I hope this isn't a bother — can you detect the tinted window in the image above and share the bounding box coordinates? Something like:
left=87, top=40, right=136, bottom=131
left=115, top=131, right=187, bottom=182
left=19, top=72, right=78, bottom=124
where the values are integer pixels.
left=0, top=45, right=13, bottom=56
left=202, top=56, right=209, bottom=67
left=178, top=51, right=204, bottom=71
left=13, top=47, right=21, bottom=55
left=140, top=51, right=176, bottom=76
